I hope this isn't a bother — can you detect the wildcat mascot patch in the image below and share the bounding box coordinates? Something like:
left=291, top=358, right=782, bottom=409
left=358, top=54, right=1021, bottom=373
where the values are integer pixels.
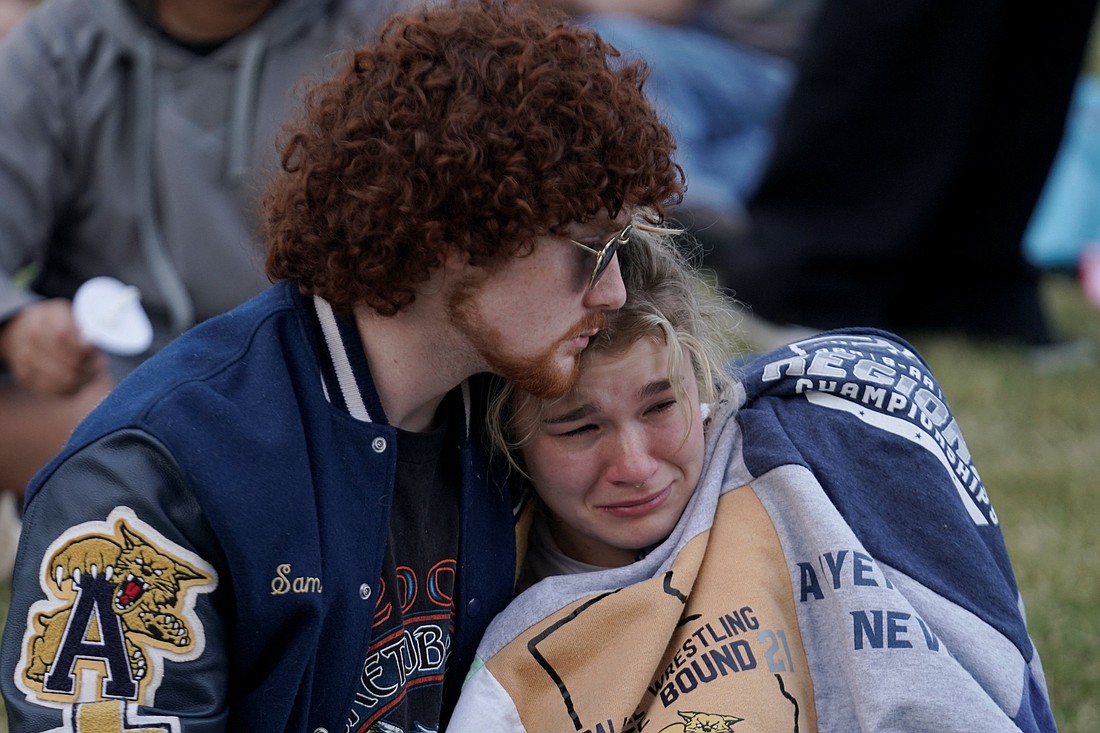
left=13, top=507, right=217, bottom=730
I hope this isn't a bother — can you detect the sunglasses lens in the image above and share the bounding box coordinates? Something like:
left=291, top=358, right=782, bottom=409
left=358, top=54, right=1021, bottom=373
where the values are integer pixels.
left=591, top=252, right=610, bottom=288
left=590, top=227, right=629, bottom=287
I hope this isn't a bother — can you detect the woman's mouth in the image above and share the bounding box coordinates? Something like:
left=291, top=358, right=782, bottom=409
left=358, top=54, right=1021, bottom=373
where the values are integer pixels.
left=600, top=485, right=672, bottom=518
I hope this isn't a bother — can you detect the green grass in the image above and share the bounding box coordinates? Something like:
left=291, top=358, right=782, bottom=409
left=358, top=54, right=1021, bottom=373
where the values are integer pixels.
left=0, top=273, right=1097, bottom=732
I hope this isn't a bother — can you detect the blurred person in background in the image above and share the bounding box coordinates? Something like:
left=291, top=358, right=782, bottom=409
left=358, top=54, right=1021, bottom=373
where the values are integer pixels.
left=0, top=0, right=35, bottom=587
left=540, top=0, right=821, bottom=243
left=702, top=0, right=1100, bottom=351
left=0, top=0, right=414, bottom=508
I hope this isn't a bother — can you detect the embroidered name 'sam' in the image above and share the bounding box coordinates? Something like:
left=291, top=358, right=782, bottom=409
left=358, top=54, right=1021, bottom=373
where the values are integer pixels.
left=271, top=564, right=323, bottom=595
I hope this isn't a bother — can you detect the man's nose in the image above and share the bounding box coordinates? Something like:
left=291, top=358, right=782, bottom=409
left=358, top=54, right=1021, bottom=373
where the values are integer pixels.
left=585, top=253, right=626, bottom=311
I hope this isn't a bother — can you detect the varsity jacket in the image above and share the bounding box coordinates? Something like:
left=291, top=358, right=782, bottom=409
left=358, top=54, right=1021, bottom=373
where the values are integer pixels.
left=0, top=0, right=410, bottom=365
left=447, top=330, right=1055, bottom=733
left=0, top=281, right=518, bottom=732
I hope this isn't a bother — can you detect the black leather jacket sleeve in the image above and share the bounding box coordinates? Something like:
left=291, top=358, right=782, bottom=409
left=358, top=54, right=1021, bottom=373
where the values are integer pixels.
left=1, top=429, right=232, bottom=732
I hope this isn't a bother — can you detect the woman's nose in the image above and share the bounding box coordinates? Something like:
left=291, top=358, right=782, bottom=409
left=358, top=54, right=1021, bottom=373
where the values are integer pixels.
left=604, top=427, right=658, bottom=487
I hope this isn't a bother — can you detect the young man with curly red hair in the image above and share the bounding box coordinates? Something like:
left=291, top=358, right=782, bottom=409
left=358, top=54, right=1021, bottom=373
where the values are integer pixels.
left=0, top=1, right=683, bottom=731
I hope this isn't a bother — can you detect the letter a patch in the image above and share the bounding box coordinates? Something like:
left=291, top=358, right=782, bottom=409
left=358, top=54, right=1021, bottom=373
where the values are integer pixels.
left=13, top=507, right=217, bottom=730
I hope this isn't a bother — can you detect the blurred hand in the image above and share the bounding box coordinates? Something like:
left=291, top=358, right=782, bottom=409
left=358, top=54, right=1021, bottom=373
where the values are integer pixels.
left=0, top=299, right=108, bottom=396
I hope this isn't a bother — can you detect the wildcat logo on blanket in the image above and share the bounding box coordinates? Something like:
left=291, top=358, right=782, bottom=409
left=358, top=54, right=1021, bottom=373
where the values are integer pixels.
left=659, top=710, right=744, bottom=733
left=15, top=507, right=216, bottom=712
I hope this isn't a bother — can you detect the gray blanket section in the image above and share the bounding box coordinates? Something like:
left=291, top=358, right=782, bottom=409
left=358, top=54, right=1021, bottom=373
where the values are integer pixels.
left=752, top=463, right=1031, bottom=731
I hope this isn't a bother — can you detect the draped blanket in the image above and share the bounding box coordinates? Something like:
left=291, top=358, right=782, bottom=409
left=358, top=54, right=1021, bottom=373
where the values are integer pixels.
left=447, top=330, right=1055, bottom=733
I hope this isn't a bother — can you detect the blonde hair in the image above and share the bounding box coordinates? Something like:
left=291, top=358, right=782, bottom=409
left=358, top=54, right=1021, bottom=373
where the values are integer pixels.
left=486, top=216, right=742, bottom=476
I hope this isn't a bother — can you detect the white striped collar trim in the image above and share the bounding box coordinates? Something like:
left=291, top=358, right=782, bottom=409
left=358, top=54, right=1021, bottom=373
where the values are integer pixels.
left=313, top=295, right=371, bottom=422
left=312, top=295, right=474, bottom=437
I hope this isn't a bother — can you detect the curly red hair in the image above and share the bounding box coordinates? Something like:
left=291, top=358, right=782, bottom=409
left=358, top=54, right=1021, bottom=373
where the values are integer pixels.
left=263, top=0, right=683, bottom=315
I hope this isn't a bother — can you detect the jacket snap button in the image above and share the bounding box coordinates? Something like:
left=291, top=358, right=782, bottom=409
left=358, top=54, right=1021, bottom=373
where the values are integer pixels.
left=372, top=437, right=387, bottom=453
left=467, top=598, right=481, bottom=617
left=313, top=728, right=328, bottom=733
left=359, top=584, right=372, bottom=600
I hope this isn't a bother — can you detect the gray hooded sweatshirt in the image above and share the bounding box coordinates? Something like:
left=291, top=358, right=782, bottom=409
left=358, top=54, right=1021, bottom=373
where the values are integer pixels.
left=0, top=0, right=409, bottom=370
